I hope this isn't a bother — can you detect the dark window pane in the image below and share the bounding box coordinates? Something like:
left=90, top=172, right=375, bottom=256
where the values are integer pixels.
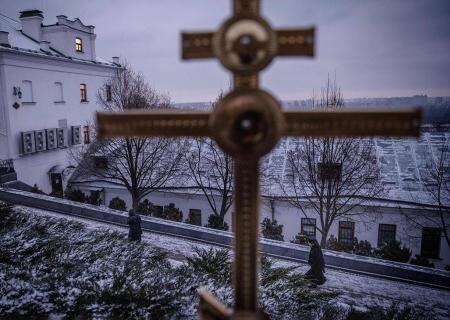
left=421, top=227, right=441, bottom=259
left=106, top=85, right=112, bottom=101
left=339, top=221, right=355, bottom=246
left=188, top=209, right=202, bottom=226
left=301, top=218, right=316, bottom=237
left=378, top=224, right=396, bottom=247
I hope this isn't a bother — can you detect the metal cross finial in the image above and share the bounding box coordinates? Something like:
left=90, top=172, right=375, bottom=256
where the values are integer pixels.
left=97, top=1, right=420, bottom=319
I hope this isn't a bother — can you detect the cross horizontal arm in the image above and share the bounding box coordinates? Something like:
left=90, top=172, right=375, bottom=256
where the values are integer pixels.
left=182, top=32, right=215, bottom=59
left=276, top=28, right=314, bottom=56
left=283, top=108, right=421, bottom=137
left=96, top=111, right=211, bottom=139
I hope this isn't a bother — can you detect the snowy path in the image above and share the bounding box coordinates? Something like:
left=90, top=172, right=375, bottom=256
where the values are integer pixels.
left=16, top=205, right=450, bottom=318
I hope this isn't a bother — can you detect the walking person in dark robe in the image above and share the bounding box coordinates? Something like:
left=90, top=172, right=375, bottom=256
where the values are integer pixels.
left=304, top=237, right=327, bottom=285
left=128, top=209, right=142, bottom=242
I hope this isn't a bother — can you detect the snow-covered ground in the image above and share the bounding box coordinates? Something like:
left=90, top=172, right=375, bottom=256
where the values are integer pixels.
left=15, top=205, right=450, bottom=319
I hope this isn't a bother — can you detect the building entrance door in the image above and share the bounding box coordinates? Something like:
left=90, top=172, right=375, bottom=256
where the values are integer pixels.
left=50, top=173, right=63, bottom=197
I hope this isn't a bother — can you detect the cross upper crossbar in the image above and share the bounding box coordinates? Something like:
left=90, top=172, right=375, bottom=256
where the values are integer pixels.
left=97, top=109, right=420, bottom=139
left=96, top=1, right=421, bottom=319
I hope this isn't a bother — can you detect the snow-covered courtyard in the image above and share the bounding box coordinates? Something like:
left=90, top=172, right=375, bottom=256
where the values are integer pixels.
left=1, top=204, right=449, bottom=319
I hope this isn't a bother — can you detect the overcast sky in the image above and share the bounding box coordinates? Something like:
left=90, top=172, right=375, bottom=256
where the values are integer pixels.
left=1, top=0, right=449, bottom=103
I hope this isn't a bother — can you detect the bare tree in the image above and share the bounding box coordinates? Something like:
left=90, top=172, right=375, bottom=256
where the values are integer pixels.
left=185, top=94, right=234, bottom=230
left=282, top=77, right=384, bottom=246
left=402, top=138, right=450, bottom=248
left=72, top=64, right=183, bottom=209
left=425, top=142, right=450, bottom=247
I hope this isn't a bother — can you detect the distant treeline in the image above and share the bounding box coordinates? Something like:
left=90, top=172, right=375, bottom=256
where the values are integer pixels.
left=175, top=101, right=450, bottom=124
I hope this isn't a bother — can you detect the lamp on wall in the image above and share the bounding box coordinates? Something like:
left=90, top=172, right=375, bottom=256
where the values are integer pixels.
left=13, top=86, right=22, bottom=99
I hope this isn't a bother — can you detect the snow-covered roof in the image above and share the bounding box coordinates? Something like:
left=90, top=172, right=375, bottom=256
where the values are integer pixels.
left=0, top=13, right=116, bottom=67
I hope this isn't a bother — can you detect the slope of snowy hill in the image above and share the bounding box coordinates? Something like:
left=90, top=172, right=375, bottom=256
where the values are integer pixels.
left=2, top=204, right=448, bottom=319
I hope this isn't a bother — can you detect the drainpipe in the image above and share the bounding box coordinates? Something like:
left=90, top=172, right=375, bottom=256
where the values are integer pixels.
left=270, top=199, right=275, bottom=221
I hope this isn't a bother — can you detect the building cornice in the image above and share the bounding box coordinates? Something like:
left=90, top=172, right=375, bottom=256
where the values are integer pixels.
left=0, top=45, right=120, bottom=70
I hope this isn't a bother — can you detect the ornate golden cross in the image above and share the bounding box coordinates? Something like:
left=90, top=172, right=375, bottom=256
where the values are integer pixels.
left=97, top=1, right=420, bottom=319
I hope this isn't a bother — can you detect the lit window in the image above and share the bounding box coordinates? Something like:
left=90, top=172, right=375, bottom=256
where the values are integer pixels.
left=80, top=84, right=87, bottom=101
left=75, top=37, right=83, bottom=52
left=421, top=227, right=441, bottom=259
left=301, top=218, right=316, bottom=238
left=83, top=125, right=90, bottom=144
left=338, top=221, right=355, bottom=247
left=106, top=85, right=112, bottom=101
left=378, top=224, right=396, bottom=247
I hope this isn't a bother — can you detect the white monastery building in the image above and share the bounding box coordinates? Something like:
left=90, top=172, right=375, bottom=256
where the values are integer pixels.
left=0, top=10, right=119, bottom=194
left=73, top=128, right=450, bottom=269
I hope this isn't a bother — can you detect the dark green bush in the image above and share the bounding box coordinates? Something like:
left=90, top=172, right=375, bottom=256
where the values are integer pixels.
left=65, top=187, right=86, bottom=203
left=185, top=210, right=202, bottom=226
left=261, top=218, right=284, bottom=241
left=163, top=203, right=183, bottom=222
left=108, top=196, right=127, bottom=211
left=205, top=214, right=229, bottom=231
left=86, top=190, right=102, bottom=205
left=186, top=247, right=231, bottom=285
left=31, top=184, right=46, bottom=195
left=410, top=255, right=435, bottom=268
left=375, top=240, right=411, bottom=263
left=326, top=235, right=374, bottom=257
left=345, top=304, right=434, bottom=320
left=137, top=199, right=154, bottom=216
left=353, top=239, right=373, bottom=256
left=291, top=232, right=308, bottom=245
left=326, top=234, right=343, bottom=251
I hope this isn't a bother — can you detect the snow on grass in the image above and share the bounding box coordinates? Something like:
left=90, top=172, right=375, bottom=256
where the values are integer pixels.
left=2, top=204, right=449, bottom=319
left=1, top=204, right=335, bottom=319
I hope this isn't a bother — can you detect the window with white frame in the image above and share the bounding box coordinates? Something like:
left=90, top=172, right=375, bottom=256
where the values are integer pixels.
left=22, top=80, right=34, bottom=102
left=54, top=82, right=64, bottom=102
left=80, top=84, right=87, bottom=101
left=75, top=37, right=83, bottom=52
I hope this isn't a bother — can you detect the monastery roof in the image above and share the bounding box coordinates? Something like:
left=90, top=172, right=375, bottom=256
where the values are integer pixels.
left=0, top=13, right=116, bottom=68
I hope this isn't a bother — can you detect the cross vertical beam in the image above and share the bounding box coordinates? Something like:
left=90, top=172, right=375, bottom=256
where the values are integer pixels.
left=233, top=0, right=259, bottom=16
left=234, top=157, right=260, bottom=313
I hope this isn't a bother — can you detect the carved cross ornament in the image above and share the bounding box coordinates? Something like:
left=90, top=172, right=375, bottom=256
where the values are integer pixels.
left=97, top=1, right=420, bottom=319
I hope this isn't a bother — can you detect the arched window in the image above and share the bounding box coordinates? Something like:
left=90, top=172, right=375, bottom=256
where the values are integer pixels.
left=22, top=80, right=34, bottom=102
left=54, top=82, right=64, bottom=102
